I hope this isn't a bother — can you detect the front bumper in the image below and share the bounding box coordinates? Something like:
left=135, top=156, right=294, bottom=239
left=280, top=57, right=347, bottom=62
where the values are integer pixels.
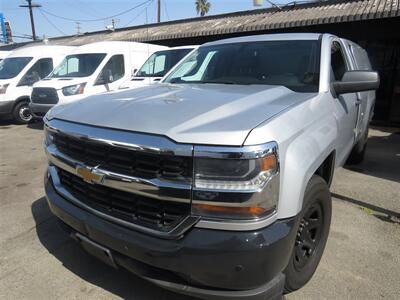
left=29, top=102, right=54, bottom=119
left=45, top=171, right=297, bottom=300
left=0, top=100, right=14, bottom=116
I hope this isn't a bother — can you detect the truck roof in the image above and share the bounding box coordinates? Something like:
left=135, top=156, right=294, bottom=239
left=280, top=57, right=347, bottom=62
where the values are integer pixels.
left=203, top=33, right=324, bottom=47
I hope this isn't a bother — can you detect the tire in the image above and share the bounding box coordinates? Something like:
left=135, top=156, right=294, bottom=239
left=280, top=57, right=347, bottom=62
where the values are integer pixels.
left=284, top=175, right=332, bottom=293
left=347, top=127, right=369, bottom=165
left=12, top=101, right=33, bottom=124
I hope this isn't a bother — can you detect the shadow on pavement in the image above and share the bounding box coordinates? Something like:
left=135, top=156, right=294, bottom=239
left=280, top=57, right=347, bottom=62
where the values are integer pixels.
left=31, top=197, right=190, bottom=300
left=0, top=119, right=14, bottom=126
left=0, top=119, right=43, bottom=129
left=27, top=120, right=44, bottom=130
left=345, top=131, right=400, bottom=183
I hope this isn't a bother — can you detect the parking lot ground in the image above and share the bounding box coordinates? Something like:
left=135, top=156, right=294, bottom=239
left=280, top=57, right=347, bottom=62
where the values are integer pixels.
left=0, top=122, right=399, bottom=300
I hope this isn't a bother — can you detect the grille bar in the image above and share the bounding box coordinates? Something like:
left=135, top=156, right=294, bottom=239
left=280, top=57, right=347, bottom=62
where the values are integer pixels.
left=57, top=168, right=190, bottom=232
left=52, top=132, right=192, bottom=183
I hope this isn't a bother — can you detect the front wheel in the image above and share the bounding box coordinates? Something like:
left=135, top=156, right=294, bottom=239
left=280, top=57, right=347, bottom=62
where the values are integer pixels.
left=284, top=175, right=332, bottom=293
left=12, top=101, right=33, bottom=124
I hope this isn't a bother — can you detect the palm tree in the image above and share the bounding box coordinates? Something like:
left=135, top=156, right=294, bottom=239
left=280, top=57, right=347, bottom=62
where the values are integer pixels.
left=195, top=0, right=211, bottom=17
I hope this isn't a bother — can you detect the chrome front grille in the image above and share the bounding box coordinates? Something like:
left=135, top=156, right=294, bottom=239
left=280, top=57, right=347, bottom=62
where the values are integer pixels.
left=31, top=87, right=59, bottom=104
left=45, top=119, right=195, bottom=236
left=57, top=168, right=190, bottom=232
left=52, top=131, right=193, bottom=183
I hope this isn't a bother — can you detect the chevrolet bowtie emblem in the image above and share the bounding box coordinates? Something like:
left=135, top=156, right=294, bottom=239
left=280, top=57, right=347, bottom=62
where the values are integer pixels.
left=76, top=165, right=104, bottom=184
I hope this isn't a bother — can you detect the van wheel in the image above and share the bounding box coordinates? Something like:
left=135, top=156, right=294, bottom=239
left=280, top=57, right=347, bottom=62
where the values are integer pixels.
left=13, top=101, right=33, bottom=124
left=284, top=175, right=331, bottom=293
left=347, top=127, right=369, bottom=165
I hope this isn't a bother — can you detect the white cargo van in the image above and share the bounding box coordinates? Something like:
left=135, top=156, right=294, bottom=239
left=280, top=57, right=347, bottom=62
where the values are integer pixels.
left=0, top=45, right=74, bottom=123
left=30, top=41, right=167, bottom=118
left=119, top=46, right=197, bottom=89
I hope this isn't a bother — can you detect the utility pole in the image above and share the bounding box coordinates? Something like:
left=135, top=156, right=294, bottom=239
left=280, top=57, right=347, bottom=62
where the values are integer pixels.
left=19, top=0, right=41, bottom=41
left=157, top=0, right=161, bottom=23
left=75, top=22, right=81, bottom=35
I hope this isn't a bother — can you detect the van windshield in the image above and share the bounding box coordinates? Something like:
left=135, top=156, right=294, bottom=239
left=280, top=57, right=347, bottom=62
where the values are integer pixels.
left=164, top=40, right=320, bottom=93
left=51, top=53, right=106, bottom=78
left=0, top=57, right=33, bottom=79
left=135, top=48, right=193, bottom=78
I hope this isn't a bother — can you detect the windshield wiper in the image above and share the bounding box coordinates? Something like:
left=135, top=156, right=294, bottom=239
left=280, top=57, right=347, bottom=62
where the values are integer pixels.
left=198, top=80, right=236, bottom=85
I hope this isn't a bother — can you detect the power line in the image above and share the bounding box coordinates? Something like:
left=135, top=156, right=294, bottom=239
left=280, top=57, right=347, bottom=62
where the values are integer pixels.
left=123, top=0, right=154, bottom=27
left=39, top=0, right=152, bottom=23
left=38, top=8, right=67, bottom=36
left=163, top=0, right=170, bottom=21
left=12, top=35, right=35, bottom=40
left=72, top=0, right=102, bottom=19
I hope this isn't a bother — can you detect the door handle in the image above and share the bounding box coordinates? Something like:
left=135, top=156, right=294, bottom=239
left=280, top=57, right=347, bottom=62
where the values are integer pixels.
left=355, top=99, right=362, bottom=105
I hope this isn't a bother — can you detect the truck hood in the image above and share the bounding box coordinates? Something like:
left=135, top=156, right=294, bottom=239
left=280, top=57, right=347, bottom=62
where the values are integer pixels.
left=34, top=77, right=89, bottom=90
left=48, top=83, right=316, bottom=146
left=119, top=77, right=159, bottom=90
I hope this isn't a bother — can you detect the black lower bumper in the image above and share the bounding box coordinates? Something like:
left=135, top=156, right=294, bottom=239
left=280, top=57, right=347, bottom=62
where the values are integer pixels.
left=29, top=102, right=53, bottom=118
left=45, top=173, right=297, bottom=300
left=0, top=100, right=14, bottom=116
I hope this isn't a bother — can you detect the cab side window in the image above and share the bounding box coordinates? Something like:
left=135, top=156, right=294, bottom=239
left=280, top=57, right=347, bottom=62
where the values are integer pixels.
left=96, top=55, right=125, bottom=85
left=18, top=58, right=53, bottom=86
left=331, top=42, right=348, bottom=81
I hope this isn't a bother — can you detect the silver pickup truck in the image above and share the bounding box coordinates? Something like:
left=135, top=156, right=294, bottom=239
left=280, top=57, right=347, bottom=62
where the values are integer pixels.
left=43, top=33, right=379, bottom=300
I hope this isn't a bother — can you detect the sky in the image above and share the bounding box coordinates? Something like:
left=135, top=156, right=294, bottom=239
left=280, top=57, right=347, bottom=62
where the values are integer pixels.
left=0, top=0, right=291, bottom=43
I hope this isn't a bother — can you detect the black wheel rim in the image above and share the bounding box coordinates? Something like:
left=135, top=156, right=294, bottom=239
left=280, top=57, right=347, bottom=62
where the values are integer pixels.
left=294, top=202, right=323, bottom=270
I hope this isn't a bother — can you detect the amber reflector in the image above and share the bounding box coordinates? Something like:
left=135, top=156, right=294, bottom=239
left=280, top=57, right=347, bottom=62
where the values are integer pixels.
left=261, top=155, right=277, bottom=172
left=193, top=203, right=266, bottom=217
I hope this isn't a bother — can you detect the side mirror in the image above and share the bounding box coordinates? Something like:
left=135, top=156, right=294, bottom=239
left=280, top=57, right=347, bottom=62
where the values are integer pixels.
left=332, top=71, right=380, bottom=95
left=102, top=69, right=113, bottom=84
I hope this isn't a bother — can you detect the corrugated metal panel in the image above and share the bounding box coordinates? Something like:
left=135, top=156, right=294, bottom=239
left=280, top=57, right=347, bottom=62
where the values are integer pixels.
left=46, top=0, right=400, bottom=46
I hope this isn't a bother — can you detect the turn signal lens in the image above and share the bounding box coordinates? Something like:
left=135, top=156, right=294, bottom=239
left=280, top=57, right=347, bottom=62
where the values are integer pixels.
left=261, top=154, right=277, bottom=172
left=193, top=203, right=267, bottom=218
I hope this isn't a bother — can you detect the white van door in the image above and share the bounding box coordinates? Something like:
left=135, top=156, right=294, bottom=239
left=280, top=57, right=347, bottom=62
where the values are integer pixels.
left=92, top=54, right=126, bottom=93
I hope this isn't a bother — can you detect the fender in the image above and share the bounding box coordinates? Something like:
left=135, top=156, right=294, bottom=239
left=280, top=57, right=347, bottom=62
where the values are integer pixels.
left=245, top=93, right=338, bottom=219
left=13, top=95, right=31, bottom=109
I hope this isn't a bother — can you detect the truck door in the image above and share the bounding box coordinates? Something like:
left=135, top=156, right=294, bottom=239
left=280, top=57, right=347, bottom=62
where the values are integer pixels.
left=330, top=40, right=358, bottom=164
left=347, top=43, right=371, bottom=141
left=93, top=54, right=126, bottom=93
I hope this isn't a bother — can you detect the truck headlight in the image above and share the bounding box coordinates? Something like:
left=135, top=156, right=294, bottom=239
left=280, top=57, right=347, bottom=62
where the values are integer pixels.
left=62, top=83, right=86, bottom=96
left=192, top=142, right=279, bottom=220
left=44, top=124, right=54, bottom=146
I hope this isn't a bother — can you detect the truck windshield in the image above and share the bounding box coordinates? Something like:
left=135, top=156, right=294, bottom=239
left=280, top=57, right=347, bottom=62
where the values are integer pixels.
left=164, top=40, right=320, bottom=93
left=0, top=57, right=33, bottom=79
left=135, top=48, right=193, bottom=78
left=51, top=53, right=106, bottom=78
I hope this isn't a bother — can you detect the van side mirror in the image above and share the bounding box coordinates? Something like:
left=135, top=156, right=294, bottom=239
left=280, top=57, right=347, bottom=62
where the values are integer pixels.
left=332, top=71, right=380, bottom=95
left=102, top=69, right=113, bottom=84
